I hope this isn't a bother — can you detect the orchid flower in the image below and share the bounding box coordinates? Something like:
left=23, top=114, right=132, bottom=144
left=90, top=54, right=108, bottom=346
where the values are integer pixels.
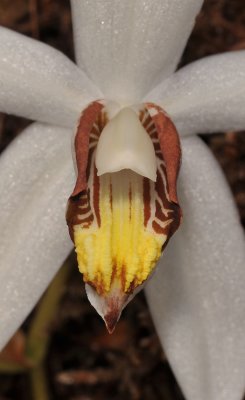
left=0, top=1, right=244, bottom=399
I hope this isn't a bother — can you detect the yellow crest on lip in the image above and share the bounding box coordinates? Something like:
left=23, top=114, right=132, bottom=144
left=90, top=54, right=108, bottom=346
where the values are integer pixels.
left=66, top=100, right=182, bottom=328
left=74, top=169, right=164, bottom=295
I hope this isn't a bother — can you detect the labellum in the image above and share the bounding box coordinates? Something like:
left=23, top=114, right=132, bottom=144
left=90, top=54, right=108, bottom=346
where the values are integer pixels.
left=66, top=100, right=182, bottom=333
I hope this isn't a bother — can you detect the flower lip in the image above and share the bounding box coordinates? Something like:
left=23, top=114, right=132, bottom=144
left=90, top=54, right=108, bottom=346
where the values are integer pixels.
left=66, top=100, right=182, bottom=331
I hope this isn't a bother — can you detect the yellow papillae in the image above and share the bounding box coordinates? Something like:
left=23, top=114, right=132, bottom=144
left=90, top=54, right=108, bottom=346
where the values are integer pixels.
left=74, top=170, right=165, bottom=294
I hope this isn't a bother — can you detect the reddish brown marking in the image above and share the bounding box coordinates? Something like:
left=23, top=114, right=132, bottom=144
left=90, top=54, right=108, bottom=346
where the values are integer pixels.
left=129, top=185, right=132, bottom=221
left=143, top=178, right=151, bottom=227
left=167, top=203, right=182, bottom=239
left=104, top=300, right=127, bottom=334
left=98, top=109, right=106, bottom=132
left=109, top=182, right=113, bottom=211
left=78, top=205, right=91, bottom=214
left=145, top=103, right=181, bottom=205
left=147, top=126, right=156, bottom=136
left=66, top=193, right=94, bottom=241
left=120, top=266, right=127, bottom=292
left=139, top=105, right=182, bottom=238
left=66, top=199, right=78, bottom=241
left=110, top=263, right=117, bottom=285
left=79, top=215, right=94, bottom=224
left=79, top=197, right=89, bottom=206
left=67, top=101, right=110, bottom=242
left=155, top=171, right=171, bottom=209
left=85, top=277, right=106, bottom=297
left=104, top=310, right=119, bottom=334
left=152, top=220, right=165, bottom=235
left=126, top=278, right=140, bottom=294
left=154, top=142, right=162, bottom=151
left=140, top=111, right=152, bottom=128
left=71, top=101, right=103, bottom=198
left=86, top=127, right=99, bottom=180
left=138, top=109, right=144, bottom=123
left=93, top=166, right=101, bottom=227
left=155, top=200, right=167, bottom=222
left=104, top=289, right=129, bottom=333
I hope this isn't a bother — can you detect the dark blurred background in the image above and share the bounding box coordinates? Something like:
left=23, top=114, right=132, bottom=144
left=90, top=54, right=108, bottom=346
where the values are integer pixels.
left=0, top=1, right=244, bottom=399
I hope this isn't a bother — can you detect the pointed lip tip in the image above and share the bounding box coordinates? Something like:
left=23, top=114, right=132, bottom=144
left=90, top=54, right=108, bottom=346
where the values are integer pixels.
left=105, top=323, right=116, bottom=335
left=104, top=317, right=118, bottom=334
left=86, top=283, right=129, bottom=334
left=104, top=311, right=121, bottom=334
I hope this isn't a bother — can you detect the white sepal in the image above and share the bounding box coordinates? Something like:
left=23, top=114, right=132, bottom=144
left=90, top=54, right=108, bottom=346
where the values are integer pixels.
left=0, top=27, right=101, bottom=128
left=145, top=51, right=245, bottom=136
left=0, top=123, right=75, bottom=350
left=71, top=0, right=203, bottom=102
left=146, top=136, right=245, bottom=400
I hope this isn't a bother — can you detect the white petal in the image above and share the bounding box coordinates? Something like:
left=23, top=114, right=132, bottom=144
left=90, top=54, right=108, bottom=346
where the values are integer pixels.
left=145, top=51, right=245, bottom=135
left=95, top=107, right=157, bottom=181
left=146, top=136, right=245, bottom=400
left=71, top=0, right=203, bottom=103
left=0, top=27, right=101, bottom=128
left=0, top=123, right=75, bottom=350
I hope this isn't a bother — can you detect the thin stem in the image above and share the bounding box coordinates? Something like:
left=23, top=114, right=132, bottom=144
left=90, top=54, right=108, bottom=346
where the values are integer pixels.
left=25, top=255, right=72, bottom=365
left=30, top=364, right=50, bottom=400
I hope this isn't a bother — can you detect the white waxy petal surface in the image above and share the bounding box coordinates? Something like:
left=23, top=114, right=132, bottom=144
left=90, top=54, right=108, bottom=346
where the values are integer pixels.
left=146, top=136, right=245, bottom=400
left=145, top=51, right=245, bottom=136
left=71, top=0, right=203, bottom=103
left=0, top=123, right=75, bottom=350
left=0, top=27, right=102, bottom=128
left=95, top=108, right=157, bottom=181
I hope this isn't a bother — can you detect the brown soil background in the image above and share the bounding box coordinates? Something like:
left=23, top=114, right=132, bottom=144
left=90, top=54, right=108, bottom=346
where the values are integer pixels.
left=0, top=1, right=244, bottom=399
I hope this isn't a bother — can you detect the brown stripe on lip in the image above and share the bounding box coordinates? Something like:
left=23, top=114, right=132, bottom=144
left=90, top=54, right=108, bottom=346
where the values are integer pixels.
left=152, top=220, right=166, bottom=235
left=71, top=101, right=104, bottom=198
left=78, top=214, right=94, bottom=224
left=155, top=199, right=167, bottom=222
left=66, top=100, right=107, bottom=241
left=143, top=177, right=151, bottom=227
left=139, top=104, right=182, bottom=238
left=93, top=165, right=101, bottom=227
left=145, top=103, right=181, bottom=205
left=155, top=168, right=170, bottom=209
left=129, top=185, right=132, bottom=221
left=109, top=182, right=113, bottom=211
